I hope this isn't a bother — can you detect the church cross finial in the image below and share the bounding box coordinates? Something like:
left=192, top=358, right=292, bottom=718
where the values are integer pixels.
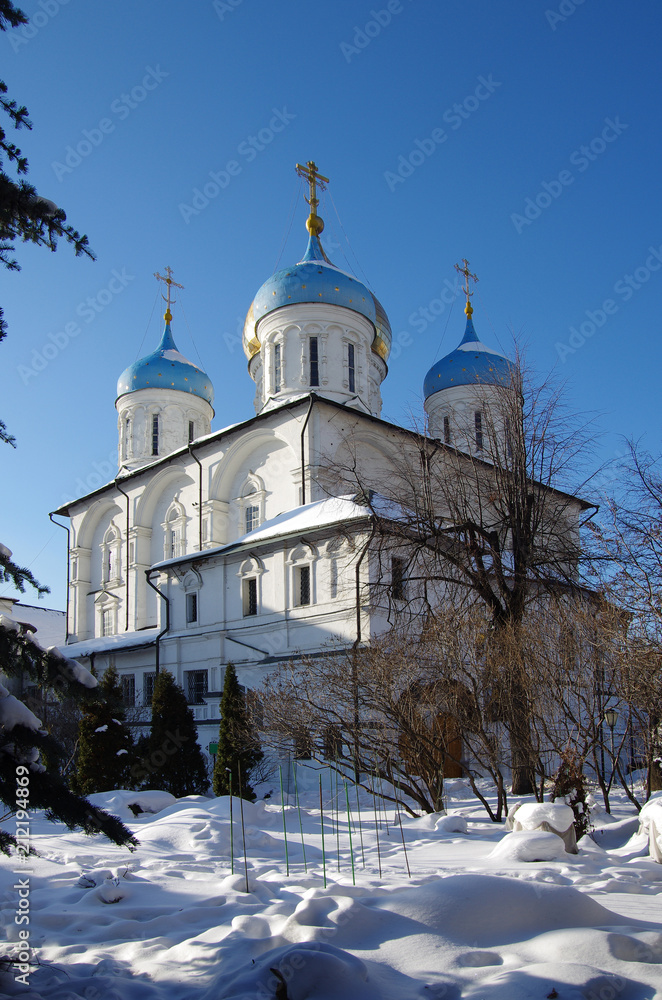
left=154, top=266, right=184, bottom=323
left=295, top=160, right=329, bottom=237
left=454, top=258, right=479, bottom=316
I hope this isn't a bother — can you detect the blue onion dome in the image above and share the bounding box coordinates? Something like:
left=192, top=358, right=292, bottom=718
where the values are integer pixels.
left=424, top=305, right=512, bottom=400
left=116, top=314, right=214, bottom=406
left=243, top=230, right=392, bottom=362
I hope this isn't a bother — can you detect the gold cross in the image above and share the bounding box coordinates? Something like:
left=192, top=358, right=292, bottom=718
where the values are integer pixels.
left=295, top=160, right=329, bottom=236
left=454, top=258, right=478, bottom=315
left=154, top=266, right=184, bottom=321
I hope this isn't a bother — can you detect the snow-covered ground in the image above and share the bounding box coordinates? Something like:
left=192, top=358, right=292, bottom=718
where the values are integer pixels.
left=1, top=775, right=661, bottom=999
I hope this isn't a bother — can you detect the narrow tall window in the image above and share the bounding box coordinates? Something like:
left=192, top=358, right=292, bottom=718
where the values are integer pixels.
left=391, top=556, right=405, bottom=600
left=186, top=592, right=198, bottom=624
left=102, top=608, right=113, bottom=636
left=121, top=674, right=135, bottom=706
left=309, top=336, right=319, bottom=386
left=443, top=415, right=451, bottom=445
left=185, top=669, right=208, bottom=704
left=274, top=343, right=282, bottom=393
left=245, top=504, right=260, bottom=533
left=143, top=672, right=156, bottom=705
left=188, top=420, right=195, bottom=443
left=297, top=565, right=311, bottom=606
left=475, top=411, right=483, bottom=451
left=330, top=559, right=338, bottom=599
left=348, top=343, right=355, bottom=393
left=122, top=417, right=131, bottom=461
left=243, top=577, right=258, bottom=616
left=152, top=413, right=159, bottom=456
left=505, top=417, right=513, bottom=460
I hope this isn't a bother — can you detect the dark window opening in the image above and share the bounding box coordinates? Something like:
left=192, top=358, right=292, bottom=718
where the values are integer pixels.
left=294, top=728, right=313, bottom=760
left=475, top=411, right=483, bottom=451
left=348, top=343, right=355, bottom=393
left=298, top=565, right=311, bottom=606
left=186, top=592, right=198, bottom=624
left=391, top=556, right=406, bottom=600
left=244, top=577, right=258, bottom=616
left=143, top=672, right=156, bottom=705
left=309, top=337, right=319, bottom=386
left=188, top=420, right=195, bottom=443
left=121, top=674, right=136, bottom=706
left=443, top=415, right=451, bottom=445
left=186, top=669, right=208, bottom=704
left=152, top=414, right=159, bottom=456
left=274, top=343, right=282, bottom=393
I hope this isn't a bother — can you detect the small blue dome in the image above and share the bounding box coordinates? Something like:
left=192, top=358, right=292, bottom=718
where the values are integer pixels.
left=116, top=322, right=214, bottom=406
left=424, top=311, right=511, bottom=400
left=244, top=233, right=392, bottom=361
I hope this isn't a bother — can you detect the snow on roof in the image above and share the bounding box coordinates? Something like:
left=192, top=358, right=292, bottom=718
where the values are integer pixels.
left=63, top=628, right=158, bottom=658
left=153, top=495, right=371, bottom=570
left=11, top=604, right=66, bottom=647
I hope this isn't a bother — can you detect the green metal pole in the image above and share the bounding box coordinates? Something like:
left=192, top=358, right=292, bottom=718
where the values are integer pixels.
left=319, top=773, right=326, bottom=888
left=237, top=762, right=249, bottom=893
left=279, top=765, right=290, bottom=877
left=228, top=769, right=234, bottom=875
left=355, top=779, right=366, bottom=868
left=293, top=762, right=307, bottom=872
left=334, top=764, right=340, bottom=871
left=344, top=781, right=356, bottom=885
left=370, top=770, right=382, bottom=878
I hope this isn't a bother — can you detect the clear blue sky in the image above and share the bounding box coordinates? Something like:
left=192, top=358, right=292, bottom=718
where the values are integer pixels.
left=1, top=0, right=660, bottom=610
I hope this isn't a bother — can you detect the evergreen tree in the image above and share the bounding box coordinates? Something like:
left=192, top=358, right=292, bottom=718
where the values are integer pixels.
left=143, top=670, right=209, bottom=797
left=213, top=663, right=263, bottom=801
left=74, top=666, right=135, bottom=795
left=0, top=2, right=132, bottom=854
left=0, top=596, right=138, bottom=853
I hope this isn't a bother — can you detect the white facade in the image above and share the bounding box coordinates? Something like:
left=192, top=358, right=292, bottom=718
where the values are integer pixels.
left=55, top=208, right=583, bottom=768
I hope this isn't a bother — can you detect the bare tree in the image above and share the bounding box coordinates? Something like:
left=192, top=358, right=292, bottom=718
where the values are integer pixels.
left=592, top=442, right=662, bottom=795
left=319, top=355, right=599, bottom=793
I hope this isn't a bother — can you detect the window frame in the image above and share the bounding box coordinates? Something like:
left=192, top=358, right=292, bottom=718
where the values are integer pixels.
left=474, top=411, right=483, bottom=451
left=309, top=336, right=319, bottom=387
left=151, top=413, right=159, bottom=456
left=347, top=342, right=355, bottom=393
left=391, top=555, right=406, bottom=601
left=243, top=576, right=258, bottom=617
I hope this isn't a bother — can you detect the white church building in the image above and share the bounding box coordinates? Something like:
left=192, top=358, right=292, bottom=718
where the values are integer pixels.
left=54, top=162, right=562, bottom=760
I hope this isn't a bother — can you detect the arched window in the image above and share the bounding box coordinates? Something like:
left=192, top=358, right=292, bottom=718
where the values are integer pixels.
left=288, top=542, right=317, bottom=608
left=273, top=342, right=282, bottom=394
left=101, top=525, right=121, bottom=585
left=238, top=476, right=266, bottom=537
left=122, top=416, right=132, bottom=461
left=151, top=413, right=160, bottom=456
left=162, top=502, right=187, bottom=560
